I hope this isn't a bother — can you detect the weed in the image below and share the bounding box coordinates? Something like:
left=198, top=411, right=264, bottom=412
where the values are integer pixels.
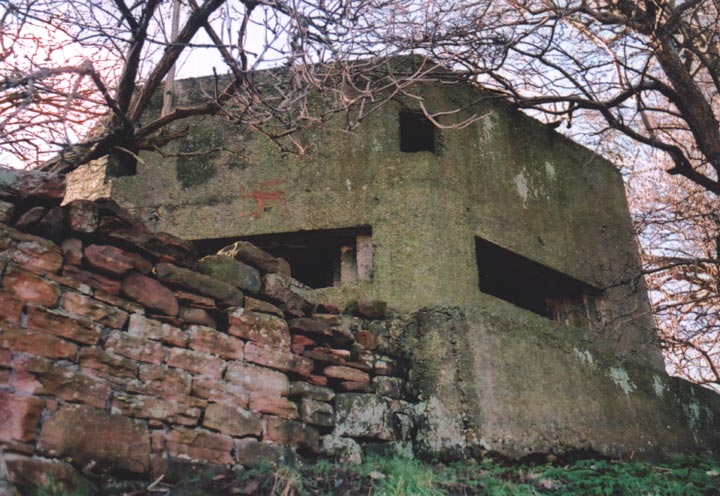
left=33, top=477, right=94, bottom=496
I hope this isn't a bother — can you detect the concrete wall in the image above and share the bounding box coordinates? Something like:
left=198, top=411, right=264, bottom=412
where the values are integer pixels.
left=391, top=306, right=720, bottom=459
left=66, top=79, right=661, bottom=367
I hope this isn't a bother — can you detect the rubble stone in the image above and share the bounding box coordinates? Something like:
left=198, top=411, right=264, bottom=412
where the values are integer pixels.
left=122, top=272, right=179, bottom=316
left=165, top=427, right=234, bottom=465
left=229, top=308, right=291, bottom=349
left=85, top=244, right=152, bottom=275
left=37, top=404, right=150, bottom=474
left=203, top=403, right=262, bottom=437
left=156, top=262, right=244, bottom=306
left=0, top=391, right=44, bottom=443
left=217, top=241, right=291, bottom=276
left=199, top=255, right=262, bottom=294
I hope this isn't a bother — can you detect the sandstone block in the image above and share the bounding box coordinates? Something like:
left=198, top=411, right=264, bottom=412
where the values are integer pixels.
left=156, top=263, right=244, bottom=306
left=288, top=382, right=335, bottom=402
left=0, top=324, right=77, bottom=360
left=191, top=375, right=250, bottom=406
left=0, top=291, right=23, bottom=324
left=98, top=214, right=150, bottom=247
left=0, top=199, right=13, bottom=223
left=302, top=348, right=346, bottom=366
left=179, top=306, right=217, bottom=327
left=85, top=244, right=152, bottom=275
left=235, top=438, right=288, bottom=468
left=243, top=296, right=284, bottom=317
left=261, top=273, right=315, bottom=317
left=2, top=267, right=60, bottom=307
left=309, top=375, right=328, bottom=386
left=4, top=454, right=93, bottom=496
left=128, top=363, right=192, bottom=397
left=15, top=206, right=52, bottom=237
left=16, top=356, right=110, bottom=408
left=112, top=393, right=201, bottom=425
left=79, top=347, right=138, bottom=379
left=143, top=233, right=198, bottom=270
left=165, top=427, right=234, bottom=465
left=122, top=272, right=179, bottom=316
left=62, top=291, right=129, bottom=329
left=217, top=241, right=291, bottom=276
left=174, top=289, right=216, bottom=309
left=63, top=265, right=121, bottom=294
left=151, top=430, right=165, bottom=453
left=188, top=325, right=244, bottom=360
left=128, top=313, right=187, bottom=347
left=289, top=317, right=352, bottom=346
left=14, top=206, right=45, bottom=229
left=324, top=365, right=370, bottom=384
left=0, top=391, right=44, bottom=442
left=265, top=417, right=319, bottom=452
left=245, top=342, right=314, bottom=377
left=5, top=232, right=63, bottom=274
left=300, top=398, right=335, bottom=427
left=203, top=403, right=262, bottom=437
left=248, top=392, right=299, bottom=419
left=291, top=334, right=317, bottom=355
left=229, top=308, right=291, bottom=349
left=66, top=199, right=100, bottom=233
left=60, top=238, right=83, bottom=265
left=0, top=347, right=10, bottom=368
left=38, top=404, right=150, bottom=473
left=166, top=347, right=225, bottom=378
left=224, top=362, right=289, bottom=396
left=199, top=255, right=262, bottom=294
left=26, top=305, right=102, bottom=345
left=94, top=290, right=144, bottom=313
left=105, top=330, right=166, bottom=364
left=311, top=313, right=342, bottom=326
left=0, top=170, right=65, bottom=200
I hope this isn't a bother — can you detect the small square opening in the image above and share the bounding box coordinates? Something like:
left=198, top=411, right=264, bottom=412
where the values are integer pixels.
left=399, top=111, right=437, bottom=153
left=475, top=237, right=601, bottom=327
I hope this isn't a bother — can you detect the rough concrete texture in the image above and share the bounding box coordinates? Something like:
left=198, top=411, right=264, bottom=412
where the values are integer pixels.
left=68, top=78, right=660, bottom=369
left=391, top=306, right=720, bottom=459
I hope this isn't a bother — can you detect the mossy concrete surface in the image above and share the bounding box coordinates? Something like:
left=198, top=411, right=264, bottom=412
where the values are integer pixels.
left=71, top=78, right=660, bottom=365
left=392, top=306, right=720, bottom=459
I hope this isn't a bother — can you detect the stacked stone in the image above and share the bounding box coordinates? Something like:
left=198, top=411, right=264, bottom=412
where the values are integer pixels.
left=0, top=170, right=408, bottom=490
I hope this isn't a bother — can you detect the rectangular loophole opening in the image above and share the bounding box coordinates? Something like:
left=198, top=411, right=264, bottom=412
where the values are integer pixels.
left=195, top=227, right=373, bottom=290
left=399, top=110, right=437, bottom=153
left=475, top=237, right=601, bottom=327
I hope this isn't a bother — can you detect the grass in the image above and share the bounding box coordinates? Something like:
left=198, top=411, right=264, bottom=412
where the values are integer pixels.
left=32, top=452, right=720, bottom=495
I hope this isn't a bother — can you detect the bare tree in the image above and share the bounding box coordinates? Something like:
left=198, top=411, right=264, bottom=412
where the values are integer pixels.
left=1, top=0, right=481, bottom=171
left=627, top=149, right=720, bottom=387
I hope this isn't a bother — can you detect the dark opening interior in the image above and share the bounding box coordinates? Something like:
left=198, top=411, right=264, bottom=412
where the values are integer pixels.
left=475, top=237, right=599, bottom=322
left=106, top=151, right=138, bottom=178
left=194, top=226, right=371, bottom=289
left=399, top=111, right=436, bottom=153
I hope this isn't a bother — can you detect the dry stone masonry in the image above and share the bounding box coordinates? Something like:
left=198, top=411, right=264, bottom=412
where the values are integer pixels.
left=0, top=170, right=412, bottom=492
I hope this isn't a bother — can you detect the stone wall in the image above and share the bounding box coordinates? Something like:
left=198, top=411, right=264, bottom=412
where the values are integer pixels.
left=0, top=170, right=409, bottom=493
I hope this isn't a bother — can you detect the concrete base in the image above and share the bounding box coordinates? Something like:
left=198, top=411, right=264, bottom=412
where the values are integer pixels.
left=383, top=306, right=720, bottom=460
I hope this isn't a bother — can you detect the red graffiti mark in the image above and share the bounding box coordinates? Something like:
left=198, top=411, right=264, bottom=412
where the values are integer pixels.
left=238, top=179, right=288, bottom=219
